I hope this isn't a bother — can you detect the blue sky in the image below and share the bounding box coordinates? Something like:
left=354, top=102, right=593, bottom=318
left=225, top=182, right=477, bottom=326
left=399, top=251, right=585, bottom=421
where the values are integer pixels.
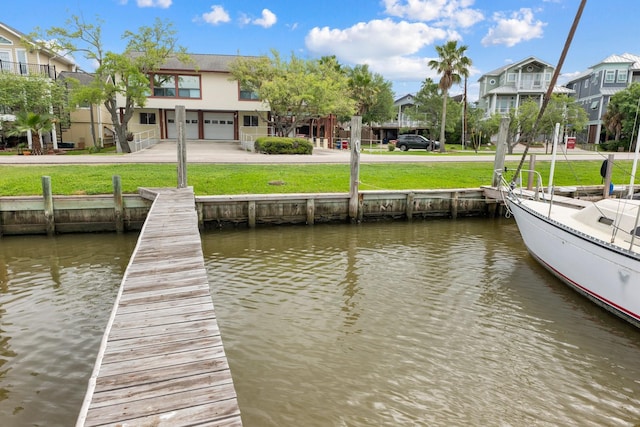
left=3, top=0, right=639, bottom=101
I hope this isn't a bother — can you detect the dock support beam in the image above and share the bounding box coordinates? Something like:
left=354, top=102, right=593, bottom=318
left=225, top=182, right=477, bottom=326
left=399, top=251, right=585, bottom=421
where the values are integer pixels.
left=349, top=116, right=362, bottom=222
left=451, top=191, right=459, bottom=219
left=306, top=198, right=315, bottom=225
left=42, top=176, right=55, bottom=236
left=406, top=193, right=415, bottom=220
left=248, top=200, right=256, bottom=228
left=113, top=175, right=124, bottom=233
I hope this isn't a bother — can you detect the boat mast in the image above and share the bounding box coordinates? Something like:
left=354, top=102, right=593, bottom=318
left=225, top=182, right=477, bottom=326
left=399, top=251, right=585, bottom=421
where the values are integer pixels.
left=628, top=124, right=640, bottom=199
left=511, top=0, right=588, bottom=185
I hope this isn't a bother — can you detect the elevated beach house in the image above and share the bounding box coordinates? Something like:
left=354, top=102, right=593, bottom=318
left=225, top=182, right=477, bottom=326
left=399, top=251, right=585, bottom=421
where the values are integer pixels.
left=565, top=53, right=640, bottom=144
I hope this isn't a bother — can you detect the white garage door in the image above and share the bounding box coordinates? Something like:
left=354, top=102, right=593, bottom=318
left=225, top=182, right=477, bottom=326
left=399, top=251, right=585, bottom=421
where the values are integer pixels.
left=166, top=111, right=199, bottom=139
left=203, top=112, right=234, bottom=140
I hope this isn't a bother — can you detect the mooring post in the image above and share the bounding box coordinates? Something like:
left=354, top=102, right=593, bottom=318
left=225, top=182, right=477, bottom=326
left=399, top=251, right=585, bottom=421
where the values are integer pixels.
left=42, top=176, right=55, bottom=236
left=349, top=116, right=362, bottom=222
left=492, top=117, right=510, bottom=187
left=113, top=175, right=124, bottom=233
left=176, top=105, right=187, bottom=189
left=603, top=153, right=614, bottom=199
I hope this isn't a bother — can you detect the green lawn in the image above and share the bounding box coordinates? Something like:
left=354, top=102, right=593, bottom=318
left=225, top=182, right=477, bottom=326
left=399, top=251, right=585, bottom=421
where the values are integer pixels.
left=0, top=160, right=631, bottom=196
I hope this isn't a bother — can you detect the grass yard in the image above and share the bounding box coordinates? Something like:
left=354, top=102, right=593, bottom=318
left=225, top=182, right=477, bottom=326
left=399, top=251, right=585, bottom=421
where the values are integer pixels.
left=0, top=160, right=631, bottom=197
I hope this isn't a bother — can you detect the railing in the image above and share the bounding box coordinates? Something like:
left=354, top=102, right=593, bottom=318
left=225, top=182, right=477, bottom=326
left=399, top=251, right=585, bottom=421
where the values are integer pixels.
left=239, top=126, right=269, bottom=152
left=130, top=129, right=157, bottom=152
left=0, top=60, right=57, bottom=79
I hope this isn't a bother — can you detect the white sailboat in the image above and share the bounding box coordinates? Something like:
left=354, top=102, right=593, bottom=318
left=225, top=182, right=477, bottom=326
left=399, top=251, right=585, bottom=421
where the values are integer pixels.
left=504, top=125, right=640, bottom=327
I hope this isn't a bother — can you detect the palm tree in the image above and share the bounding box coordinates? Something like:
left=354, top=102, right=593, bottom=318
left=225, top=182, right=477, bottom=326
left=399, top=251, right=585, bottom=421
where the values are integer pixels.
left=8, top=111, right=53, bottom=155
left=428, top=40, right=472, bottom=153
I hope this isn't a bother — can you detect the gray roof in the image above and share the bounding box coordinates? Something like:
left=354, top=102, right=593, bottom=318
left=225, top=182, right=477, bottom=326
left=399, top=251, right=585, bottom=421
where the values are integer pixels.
left=592, top=53, right=640, bottom=69
left=58, top=71, right=95, bottom=85
left=158, top=53, right=264, bottom=72
left=480, top=56, right=554, bottom=79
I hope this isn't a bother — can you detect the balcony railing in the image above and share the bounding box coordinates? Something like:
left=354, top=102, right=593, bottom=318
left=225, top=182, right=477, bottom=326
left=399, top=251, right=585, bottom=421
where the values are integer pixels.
left=0, top=60, right=57, bottom=79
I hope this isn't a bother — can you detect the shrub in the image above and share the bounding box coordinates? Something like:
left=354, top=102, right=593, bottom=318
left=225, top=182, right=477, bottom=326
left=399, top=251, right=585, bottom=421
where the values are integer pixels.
left=254, top=137, right=313, bottom=155
left=388, top=142, right=396, bottom=151
left=600, top=139, right=630, bottom=152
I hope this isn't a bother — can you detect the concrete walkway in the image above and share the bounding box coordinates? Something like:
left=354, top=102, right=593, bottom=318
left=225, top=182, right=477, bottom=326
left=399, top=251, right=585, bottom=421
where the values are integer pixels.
left=0, top=140, right=629, bottom=165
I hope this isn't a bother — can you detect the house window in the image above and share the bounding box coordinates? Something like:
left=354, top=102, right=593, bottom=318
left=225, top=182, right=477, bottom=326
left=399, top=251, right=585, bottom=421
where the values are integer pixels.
left=153, top=75, right=176, bottom=97
left=16, top=50, right=27, bottom=75
left=178, top=75, right=201, bottom=98
left=618, top=70, right=628, bottom=83
left=590, top=101, right=599, bottom=110
left=140, top=112, right=156, bottom=124
left=239, top=84, right=259, bottom=100
left=605, top=70, right=615, bottom=83
left=243, top=115, right=259, bottom=126
left=584, top=79, right=589, bottom=88
left=507, top=73, right=516, bottom=82
left=151, top=74, right=201, bottom=98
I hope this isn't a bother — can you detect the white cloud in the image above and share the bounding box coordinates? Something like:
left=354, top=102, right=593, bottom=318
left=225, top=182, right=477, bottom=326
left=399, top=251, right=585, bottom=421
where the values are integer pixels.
left=252, top=9, right=277, bottom=28
left=306, top=19, right=451, bottom=63
left=202, top=5, right=231, bottom=25
left=382, top=0, right=483, bottom=28
left=306, top=18, right=467, bottom=86
left=481, top=8, right=546, bottom=47
left=136, top=0, right=172, bottom=8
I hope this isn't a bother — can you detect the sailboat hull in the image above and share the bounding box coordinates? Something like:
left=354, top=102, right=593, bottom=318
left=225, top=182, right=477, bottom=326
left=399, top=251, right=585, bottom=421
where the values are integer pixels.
left=507, top=197, right=640, bottom=327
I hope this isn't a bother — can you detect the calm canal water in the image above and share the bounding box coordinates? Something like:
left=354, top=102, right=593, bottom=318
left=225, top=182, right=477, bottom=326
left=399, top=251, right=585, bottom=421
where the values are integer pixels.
left=201, top=219, right=640, bottom=427
left=0, top=233, right=138, bottom=427
left=1, top=219, right=639, bottom=426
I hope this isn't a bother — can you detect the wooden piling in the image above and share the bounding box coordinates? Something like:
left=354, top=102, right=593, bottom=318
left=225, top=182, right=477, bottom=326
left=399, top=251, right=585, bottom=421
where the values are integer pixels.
left=42, top=176, right=55, bottom=236
left=113, top=175, right=124, bottom=233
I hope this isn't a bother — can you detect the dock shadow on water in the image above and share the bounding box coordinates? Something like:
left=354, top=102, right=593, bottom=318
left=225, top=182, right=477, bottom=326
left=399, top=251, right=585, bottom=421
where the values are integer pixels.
left=202, top=218, right=640, bottom=427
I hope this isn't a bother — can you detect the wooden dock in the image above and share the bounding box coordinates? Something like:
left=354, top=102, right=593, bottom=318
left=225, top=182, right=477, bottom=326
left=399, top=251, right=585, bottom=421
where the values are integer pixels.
left=77, top=187, right=242, bottom=427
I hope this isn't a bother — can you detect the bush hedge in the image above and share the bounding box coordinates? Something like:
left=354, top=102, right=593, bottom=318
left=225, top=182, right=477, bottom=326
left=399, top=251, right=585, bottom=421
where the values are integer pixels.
left=254, top=137, right=313, bottom=155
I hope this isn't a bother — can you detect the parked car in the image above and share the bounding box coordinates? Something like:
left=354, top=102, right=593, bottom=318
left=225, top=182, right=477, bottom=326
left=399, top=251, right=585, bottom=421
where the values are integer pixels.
left=392, top=134, right=440, bottom=151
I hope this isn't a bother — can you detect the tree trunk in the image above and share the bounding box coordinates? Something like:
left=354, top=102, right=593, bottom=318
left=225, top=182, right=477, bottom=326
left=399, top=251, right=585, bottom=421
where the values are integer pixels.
left=104, top=97, right=131, bottom=153
left=32, top=133, right=43, bottom=155
left=439, top=89, right=448, bottom=153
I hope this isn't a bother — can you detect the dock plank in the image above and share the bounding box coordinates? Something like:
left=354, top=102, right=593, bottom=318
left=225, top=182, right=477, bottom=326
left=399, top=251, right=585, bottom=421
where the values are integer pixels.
left=77, top=187, right=242, bottom=426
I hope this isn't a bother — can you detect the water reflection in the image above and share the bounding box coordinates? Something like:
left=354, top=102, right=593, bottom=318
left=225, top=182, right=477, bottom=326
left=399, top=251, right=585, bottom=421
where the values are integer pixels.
left=0, top=233, right=137, bottom=427
left=202, top=219, right=640, bottom=427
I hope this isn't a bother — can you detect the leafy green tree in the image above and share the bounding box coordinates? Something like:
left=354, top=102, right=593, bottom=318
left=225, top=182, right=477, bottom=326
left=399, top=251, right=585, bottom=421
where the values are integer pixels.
left=42, top=15, right=188, bottom=152
left=7, top=111, right=53, bottom=155
left=229, top=51, right=356, bottom=137
left=0, top=73, right=66, bottom=118
left=465, top=104, right=487, bottom=152
left=539, top=94, right=588, bottom=145
left=506, top=99, right=539, bottom=153
left=348, top=64, right=394, bottom=127
left=604, top=82, right=640, bottom=142
left=428, top=40, right=472, bottom=152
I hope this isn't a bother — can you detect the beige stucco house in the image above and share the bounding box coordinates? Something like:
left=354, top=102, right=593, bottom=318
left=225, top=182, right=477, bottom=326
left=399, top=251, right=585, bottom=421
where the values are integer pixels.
left=121, top=54, right=271, bottom=144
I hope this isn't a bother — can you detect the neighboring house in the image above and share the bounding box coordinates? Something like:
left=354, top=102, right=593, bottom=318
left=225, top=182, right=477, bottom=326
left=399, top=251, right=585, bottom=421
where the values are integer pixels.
left=565, top=53, right=640, bottom=143
left=0, top=22, right=77, bottom=147
left=0, top=22, right=75, bottom=79
left=122, top=53, right=271, bottom=142
left=58, top=71, right=116, bottom=148
left=477, top=56, right=573, bottom=118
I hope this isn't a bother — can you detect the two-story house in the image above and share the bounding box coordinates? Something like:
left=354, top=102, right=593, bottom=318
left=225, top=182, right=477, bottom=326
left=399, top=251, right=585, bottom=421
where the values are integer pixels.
left=122, top=54, right=271, bottom=144
left=477, top=56, right=573, bottom=118
left=565, top=53, right=640, bottom=143
left=0, top=22, right=78, bottom=148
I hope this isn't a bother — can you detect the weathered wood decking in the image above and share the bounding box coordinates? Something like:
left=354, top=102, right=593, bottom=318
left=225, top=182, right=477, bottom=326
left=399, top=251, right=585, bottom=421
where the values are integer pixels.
left=77, top=187, right=242, bottom=427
